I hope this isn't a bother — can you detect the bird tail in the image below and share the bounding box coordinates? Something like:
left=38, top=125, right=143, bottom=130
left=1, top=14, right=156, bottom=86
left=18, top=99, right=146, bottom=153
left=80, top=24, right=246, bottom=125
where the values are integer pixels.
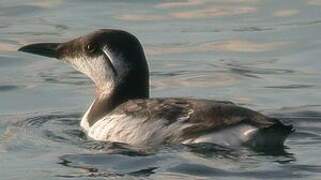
left=249, top=119, right=294, bottom=149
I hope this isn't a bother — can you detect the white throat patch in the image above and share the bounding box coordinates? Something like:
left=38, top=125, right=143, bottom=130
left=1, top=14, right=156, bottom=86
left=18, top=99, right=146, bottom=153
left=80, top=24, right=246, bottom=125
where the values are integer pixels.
left=64, top=53, right=116, bottom=93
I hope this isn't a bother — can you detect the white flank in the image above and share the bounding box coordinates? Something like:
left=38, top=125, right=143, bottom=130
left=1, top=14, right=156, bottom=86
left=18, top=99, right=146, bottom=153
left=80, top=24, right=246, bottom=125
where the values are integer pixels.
left=183, top=124, right=258, bottom=147
left=87, top=114, right=193, bottom=147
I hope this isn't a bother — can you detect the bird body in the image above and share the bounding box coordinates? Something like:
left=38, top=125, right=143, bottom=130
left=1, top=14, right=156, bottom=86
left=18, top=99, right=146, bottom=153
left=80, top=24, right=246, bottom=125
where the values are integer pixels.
left=19, top=29, right=293, bottom=148
left=82, top=98, right=291, bottom=147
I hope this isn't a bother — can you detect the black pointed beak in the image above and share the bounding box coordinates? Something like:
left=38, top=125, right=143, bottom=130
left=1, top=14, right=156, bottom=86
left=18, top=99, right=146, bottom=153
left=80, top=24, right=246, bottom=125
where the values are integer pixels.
left=18, top=43, right=61, bottom=59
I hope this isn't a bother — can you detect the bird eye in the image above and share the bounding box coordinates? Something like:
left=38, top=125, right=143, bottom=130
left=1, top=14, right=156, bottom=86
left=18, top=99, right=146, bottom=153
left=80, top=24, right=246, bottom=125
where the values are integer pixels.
left=86, top=43, right=98, bottom=54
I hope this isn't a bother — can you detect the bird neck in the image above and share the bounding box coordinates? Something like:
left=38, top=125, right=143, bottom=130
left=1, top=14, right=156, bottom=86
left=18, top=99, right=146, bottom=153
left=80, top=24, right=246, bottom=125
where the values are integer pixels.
left=81, top=72, right=149, bottom=129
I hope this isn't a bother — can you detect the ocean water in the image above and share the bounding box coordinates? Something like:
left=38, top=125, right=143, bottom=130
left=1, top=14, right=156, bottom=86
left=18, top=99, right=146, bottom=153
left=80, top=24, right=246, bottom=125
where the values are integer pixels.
left=1, top=0, right=321, bottom=179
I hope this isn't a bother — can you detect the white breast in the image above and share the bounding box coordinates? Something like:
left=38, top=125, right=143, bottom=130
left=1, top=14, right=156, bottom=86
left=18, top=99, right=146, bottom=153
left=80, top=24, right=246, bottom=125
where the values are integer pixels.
left=85, top=114, right=258, bottom=148
left=80, top=101, right=95, bottom=132
left=82, top=101, right=258, bottom=147
left=87, top=114, right=193, bottom=147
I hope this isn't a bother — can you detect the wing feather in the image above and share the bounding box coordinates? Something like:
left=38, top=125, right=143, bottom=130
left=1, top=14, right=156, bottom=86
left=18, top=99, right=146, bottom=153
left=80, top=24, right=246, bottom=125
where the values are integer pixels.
left=112, top=98, right=276, bottom=142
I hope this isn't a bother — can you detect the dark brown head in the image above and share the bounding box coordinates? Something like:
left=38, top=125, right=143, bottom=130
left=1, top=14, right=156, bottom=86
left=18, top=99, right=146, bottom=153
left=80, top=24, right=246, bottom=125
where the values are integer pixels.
left=19, top=29, right=150, bottom=100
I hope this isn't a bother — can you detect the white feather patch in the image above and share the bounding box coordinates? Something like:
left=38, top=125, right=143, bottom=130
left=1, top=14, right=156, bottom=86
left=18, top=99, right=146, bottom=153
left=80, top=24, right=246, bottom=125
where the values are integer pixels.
left=183, top=124, right=258, bottom=147
left=87, top=114, right=193, bottom=146
left=64, top=55, right=115, bottom=91
left=80, top=100, right=95, bottom=132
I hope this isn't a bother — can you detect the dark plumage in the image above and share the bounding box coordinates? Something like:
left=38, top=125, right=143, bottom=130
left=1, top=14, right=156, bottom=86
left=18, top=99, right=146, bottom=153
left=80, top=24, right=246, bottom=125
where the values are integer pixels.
left=106, top=98, right=293, bottom=146
left=18, top=29, right=294, bottom=148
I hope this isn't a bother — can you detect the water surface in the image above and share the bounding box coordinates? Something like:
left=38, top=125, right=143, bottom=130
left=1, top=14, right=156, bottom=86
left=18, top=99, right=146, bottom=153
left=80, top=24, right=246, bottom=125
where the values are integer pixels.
left=1, top=0, right=321, bottom=179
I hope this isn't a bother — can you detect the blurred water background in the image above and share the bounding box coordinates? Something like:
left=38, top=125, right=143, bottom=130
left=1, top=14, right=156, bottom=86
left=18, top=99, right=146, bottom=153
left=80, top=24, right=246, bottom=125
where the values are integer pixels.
left=1, top=0, right=321, bottom=179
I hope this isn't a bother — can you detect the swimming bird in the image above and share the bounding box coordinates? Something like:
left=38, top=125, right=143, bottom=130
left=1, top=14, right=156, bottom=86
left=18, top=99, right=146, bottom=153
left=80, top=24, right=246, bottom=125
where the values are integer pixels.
left=19, top=29, right=293, bottom=148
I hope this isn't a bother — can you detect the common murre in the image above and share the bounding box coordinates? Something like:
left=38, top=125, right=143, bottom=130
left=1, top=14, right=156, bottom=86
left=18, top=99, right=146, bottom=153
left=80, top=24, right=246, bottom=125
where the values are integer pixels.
left=18, top=29, right=294, bottom=148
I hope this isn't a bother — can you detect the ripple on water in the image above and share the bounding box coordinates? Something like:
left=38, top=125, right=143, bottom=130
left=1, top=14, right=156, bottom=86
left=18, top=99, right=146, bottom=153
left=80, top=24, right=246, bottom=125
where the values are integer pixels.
left=0, top=5, right=44, bottom=17
left=265, top=84, right=315, bottom=89
left=224, top=63, right=296, bottom=78
left=58, top=151, right=164, bottom=178
left=0, top=85, right=23, bottom=92
left=38, top=70, right=91, bottom=86
left=1, top=107, right=320, bottom=179
left=168, top=163, right=304, bottom=178
left=233, top=26, right=274, bottom=32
